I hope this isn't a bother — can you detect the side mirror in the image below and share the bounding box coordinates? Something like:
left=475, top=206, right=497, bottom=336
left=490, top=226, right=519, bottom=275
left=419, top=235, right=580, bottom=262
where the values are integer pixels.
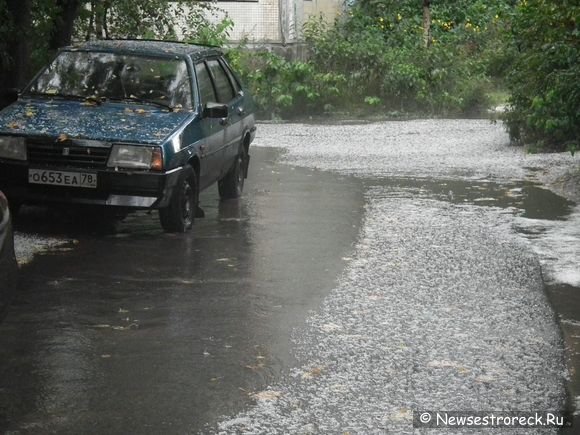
left=0, top=88, right=19, bottom=109
left=203, top=102, right=228, bottom=119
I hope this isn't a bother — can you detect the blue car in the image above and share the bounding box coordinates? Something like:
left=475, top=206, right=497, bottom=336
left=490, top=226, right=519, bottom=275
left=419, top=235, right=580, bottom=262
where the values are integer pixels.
left=0, top=190, right=18, bottom=316
left=0, top=40, right=256, bottom=232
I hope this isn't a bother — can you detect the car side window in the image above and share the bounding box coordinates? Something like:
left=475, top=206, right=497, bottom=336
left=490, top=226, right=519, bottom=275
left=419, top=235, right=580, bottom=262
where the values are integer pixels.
left=207, top=59, right=235, bottom=104
left=219, top=58, right=241, bottom=95
left=195, top=62, right=217, bottom=106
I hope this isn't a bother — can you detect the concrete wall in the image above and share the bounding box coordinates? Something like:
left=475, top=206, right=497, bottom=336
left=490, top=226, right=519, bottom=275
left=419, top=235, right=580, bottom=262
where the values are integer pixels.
left=211, top=0, right=282, bottom=43
left=172, top=0, right=344, bottom=45
left=303, top=0, right=343, bottom=26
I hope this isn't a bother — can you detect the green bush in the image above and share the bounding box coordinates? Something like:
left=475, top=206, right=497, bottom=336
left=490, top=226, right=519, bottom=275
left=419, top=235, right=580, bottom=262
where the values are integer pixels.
left=226, top=1, right=509, bottom=119
left=504, top=0, right=579, bottom=152
left=227, top=49, right=345, bottom=118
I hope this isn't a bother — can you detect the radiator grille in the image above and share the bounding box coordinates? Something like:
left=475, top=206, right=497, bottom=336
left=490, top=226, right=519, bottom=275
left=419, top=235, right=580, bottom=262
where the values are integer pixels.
left=27, top=138, right=110, bottom=169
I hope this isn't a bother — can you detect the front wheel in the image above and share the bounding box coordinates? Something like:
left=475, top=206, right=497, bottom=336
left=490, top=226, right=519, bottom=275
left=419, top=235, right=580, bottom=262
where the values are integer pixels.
left=219, top=147, right=247, bottom=199
left=159, top=165, right=198, bottom=233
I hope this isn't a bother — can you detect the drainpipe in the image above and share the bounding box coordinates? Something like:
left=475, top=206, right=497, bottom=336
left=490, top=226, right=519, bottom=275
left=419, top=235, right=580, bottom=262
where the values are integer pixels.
left=278, top=0, right=287, bottom=45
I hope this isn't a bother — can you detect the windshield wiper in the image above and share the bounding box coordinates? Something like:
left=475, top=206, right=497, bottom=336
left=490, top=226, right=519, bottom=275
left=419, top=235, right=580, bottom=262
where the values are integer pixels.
left=24, top=91, right=103, bottom=105
left=106, top=96, right=174, bottom=112
left=24, top=92, right=174, bottom=111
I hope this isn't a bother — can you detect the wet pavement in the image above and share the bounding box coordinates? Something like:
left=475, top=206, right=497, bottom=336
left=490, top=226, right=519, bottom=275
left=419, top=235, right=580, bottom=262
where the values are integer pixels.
left=0, top=148, right=364, bottom=433
left=2, top=120, right=579, bottom=434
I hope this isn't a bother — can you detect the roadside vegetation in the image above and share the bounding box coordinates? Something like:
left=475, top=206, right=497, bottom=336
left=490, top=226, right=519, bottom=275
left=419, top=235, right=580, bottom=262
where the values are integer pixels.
left=0, top=0, right=577, bottom=152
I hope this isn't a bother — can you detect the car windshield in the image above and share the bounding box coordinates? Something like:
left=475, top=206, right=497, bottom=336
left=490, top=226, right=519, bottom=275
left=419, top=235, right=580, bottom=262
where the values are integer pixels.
left=26, top=50, right=193, bottom=110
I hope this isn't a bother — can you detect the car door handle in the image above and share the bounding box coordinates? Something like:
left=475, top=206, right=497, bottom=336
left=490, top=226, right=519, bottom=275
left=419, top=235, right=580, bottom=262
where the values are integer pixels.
left=219, top=117, right=229, bottom=126
left=237, top=107, right=245, bottom=116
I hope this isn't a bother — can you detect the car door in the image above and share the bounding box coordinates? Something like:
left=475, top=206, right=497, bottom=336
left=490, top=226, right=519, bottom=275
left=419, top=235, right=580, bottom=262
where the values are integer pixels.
left=194, top=61, right=226, bottom=189
left=205, top=58, right=241, bottom=176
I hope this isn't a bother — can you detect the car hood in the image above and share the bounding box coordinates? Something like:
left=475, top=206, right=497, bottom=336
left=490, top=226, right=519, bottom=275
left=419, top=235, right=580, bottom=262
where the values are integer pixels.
left=0, top=99, right=192, bottom=144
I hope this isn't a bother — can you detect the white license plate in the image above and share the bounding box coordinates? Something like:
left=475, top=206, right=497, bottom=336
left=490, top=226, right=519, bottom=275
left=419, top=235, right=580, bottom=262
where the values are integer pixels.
left=28, top=169, right=98, bottom=189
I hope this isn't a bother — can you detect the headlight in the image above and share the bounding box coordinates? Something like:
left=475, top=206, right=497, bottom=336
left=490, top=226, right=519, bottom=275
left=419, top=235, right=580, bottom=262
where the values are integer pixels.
left=107, top=144, right=163, bottom=171
left=0, top=136, right=27, bottom=161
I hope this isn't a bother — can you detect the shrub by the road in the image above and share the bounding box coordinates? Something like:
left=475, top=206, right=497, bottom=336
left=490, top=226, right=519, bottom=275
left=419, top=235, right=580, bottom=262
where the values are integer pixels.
left=504, top=0, right=579, bottom=153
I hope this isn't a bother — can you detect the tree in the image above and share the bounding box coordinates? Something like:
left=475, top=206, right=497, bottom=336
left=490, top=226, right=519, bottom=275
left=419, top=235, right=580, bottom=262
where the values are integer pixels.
left=1, top=0, right=32, bottom=88
left=423, top=0, right=431, bottom=48
left=0, top=0, right=228, bottom=91
left=504, top=0, right=579, bottom=152
left=50, top=0, right=83, bottom=50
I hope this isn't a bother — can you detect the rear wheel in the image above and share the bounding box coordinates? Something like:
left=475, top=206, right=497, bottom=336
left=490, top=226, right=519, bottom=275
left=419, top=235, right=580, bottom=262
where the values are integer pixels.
left=159, top=165, right=198, bottom=233
left=219, top=146, right=247, bottom=199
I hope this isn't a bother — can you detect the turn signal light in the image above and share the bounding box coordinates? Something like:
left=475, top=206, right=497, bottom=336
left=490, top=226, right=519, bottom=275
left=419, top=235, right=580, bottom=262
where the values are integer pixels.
left=151, top=148, right=163, bottom=171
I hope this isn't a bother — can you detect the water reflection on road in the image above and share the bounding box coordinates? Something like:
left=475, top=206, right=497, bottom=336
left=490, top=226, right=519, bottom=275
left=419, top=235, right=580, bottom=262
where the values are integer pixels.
left=0, top=148, right=365, bottom=433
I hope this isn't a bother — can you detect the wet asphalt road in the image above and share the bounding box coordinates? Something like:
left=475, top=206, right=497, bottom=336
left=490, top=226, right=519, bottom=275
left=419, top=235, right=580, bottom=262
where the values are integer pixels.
left=1, top=120, right=579, bottom=434
left=0, top=148, right=364, bottom=433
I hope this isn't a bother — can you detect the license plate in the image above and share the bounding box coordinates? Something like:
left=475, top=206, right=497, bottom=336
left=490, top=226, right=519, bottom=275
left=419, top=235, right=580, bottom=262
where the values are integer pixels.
left=28, top=169, right=98, bottom=189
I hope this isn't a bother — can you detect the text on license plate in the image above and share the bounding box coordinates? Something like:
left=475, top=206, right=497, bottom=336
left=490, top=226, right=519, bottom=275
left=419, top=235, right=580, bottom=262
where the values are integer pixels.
left=28, top=169, right=97, bottom=189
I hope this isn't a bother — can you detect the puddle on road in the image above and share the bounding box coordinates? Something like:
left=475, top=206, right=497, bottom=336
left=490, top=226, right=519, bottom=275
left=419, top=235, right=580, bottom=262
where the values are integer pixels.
left=0, top=148, right=366, bottom=434
left=365, top=176, right=573, bottom=220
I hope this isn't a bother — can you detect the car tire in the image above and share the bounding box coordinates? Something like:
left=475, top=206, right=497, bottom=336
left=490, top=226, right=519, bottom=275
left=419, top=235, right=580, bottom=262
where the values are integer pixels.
left=159, top=164, right=198, bottom=233
left=8, top=202, right=21, bottom=220
left=219, top=146, right=247, bottom=199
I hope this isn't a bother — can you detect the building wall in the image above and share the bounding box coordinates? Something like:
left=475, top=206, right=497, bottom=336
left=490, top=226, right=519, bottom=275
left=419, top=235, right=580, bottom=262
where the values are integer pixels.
left=212, top=0, right=281, bottom=43
left=173, top=0, right=344, bottom=45
left=303, top=0, right=343, bottom=25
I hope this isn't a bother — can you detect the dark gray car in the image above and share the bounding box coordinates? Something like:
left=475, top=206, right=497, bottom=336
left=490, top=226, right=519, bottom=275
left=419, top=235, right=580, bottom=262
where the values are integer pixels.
left=0, top=40, right=256, bottom=232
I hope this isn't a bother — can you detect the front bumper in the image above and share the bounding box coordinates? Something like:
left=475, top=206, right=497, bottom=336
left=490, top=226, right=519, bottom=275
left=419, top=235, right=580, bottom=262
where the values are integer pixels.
left=0, top=161, right=182, bottom=210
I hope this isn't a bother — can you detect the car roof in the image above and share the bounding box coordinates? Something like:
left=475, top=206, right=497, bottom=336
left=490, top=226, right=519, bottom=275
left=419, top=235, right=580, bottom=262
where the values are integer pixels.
left=66, top=39, right=222, bottom=60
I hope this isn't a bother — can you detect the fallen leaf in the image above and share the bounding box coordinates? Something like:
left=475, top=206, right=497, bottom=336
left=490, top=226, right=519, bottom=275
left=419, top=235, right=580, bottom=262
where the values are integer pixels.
left=250, top=390, right=281, bottom=401
left=475, top=375, right=495, bottom=384
left=245, top=363, right=265, bottom=371
left=7, top=122, right=20, bottom=129
left=111, top=323, right=139, bottom=331
left=302, top=367, right=323, bottom=379
left=390, top=409, right=412, bottom=422
left=427, top=359, right=459, bottom=369
left=320, top=322, right=341, bottom=333
left=57, top=133, right=69, bottom=142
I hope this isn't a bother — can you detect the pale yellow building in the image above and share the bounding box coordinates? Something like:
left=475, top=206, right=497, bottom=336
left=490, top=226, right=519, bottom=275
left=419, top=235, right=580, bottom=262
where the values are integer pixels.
left=174, top=0, right=344, bottom=45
